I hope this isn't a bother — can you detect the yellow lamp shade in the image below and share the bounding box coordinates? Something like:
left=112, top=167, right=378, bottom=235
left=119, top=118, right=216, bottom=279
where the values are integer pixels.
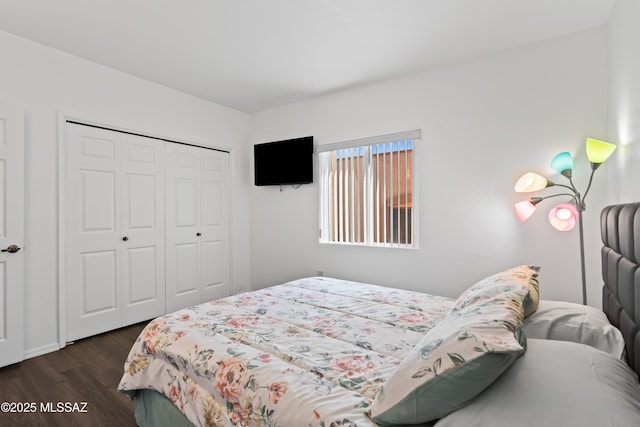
left=586, top=138, right=616, bottom=164
left=514, top=172, right=551, bottom=193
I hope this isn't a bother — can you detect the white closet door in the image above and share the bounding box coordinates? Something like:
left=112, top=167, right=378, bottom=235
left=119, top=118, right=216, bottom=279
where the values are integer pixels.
left=166, top=144, right=231, bottom=312
left=66, top=124, right=165, bottom=340
left=120, top=133, right=165, bottom=324
left=0, top=107, right=24, bottom=367
left=66, top=124, right=122, bottom=340
left=200, top=150, right=230, bottom=302
left=165, top=144, right=202, bottom=312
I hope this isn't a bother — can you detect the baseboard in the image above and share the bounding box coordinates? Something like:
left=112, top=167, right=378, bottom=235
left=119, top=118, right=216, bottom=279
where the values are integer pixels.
left=23, top=343, right=60, bottom=360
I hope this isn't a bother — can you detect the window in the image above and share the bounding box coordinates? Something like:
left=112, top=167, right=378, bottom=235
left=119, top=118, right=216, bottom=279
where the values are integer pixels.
left=318, top=129, right=420, bottom=248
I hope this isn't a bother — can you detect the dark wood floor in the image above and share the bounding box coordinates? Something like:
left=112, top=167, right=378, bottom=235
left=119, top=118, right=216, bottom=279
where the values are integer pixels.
left=0, top=321, right=148, bottom=427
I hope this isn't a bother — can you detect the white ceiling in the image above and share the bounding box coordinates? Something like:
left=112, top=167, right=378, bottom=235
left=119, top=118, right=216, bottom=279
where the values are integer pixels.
left=0, top=0, right=615, bottom=113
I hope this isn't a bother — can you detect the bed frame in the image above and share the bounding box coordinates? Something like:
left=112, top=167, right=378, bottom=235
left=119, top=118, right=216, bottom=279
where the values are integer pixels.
left=601, top=202, right=640, bottom=377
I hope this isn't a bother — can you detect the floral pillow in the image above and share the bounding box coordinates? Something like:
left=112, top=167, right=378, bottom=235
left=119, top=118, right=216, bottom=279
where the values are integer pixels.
left=454, top=265, right=540, bottom=318
left=369, top=285, right=529, bottom=425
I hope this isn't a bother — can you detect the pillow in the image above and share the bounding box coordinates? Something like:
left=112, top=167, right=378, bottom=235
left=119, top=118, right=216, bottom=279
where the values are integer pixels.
left=369, top=286, right=528, bottom=425
left=454, top=265, right=540, bottom=318
left=522, top=300, right=625, bottom=359
left=434, top=339, right=640, bottom=427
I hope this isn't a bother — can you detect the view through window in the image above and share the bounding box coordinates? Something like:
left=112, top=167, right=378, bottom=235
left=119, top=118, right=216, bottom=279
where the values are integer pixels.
left=318, top=130, right=419, bottom=248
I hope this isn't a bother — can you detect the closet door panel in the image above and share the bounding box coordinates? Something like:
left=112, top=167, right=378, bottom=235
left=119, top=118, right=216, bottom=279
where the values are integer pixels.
left=165, top=144, right=202, bottom=313
left=201, top=240, right=227, bottom=301
left=66, top=125, right=122, bottom=341
left=200, top=150, right=230, bottom=302
left=121, top=134, right=165, bottom=324
left=125, top=247, right=157, bottom=301
left=175, top=243, right=199, bottom=293
left=127, top=174, right=155, bottom=227
left=82, top=250, right=117, bottom=314
left=82, top=170, right=116, bottom=231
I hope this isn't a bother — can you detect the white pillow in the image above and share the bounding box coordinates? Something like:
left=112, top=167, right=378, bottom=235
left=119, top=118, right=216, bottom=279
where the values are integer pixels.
left=435, top=339, right=640, bottom=427
left=522, top=300, right=625, bottom=359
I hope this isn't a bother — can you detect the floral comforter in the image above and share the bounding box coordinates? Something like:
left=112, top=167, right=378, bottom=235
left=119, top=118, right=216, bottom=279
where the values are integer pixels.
left=118, top=277, right=454, bottom=427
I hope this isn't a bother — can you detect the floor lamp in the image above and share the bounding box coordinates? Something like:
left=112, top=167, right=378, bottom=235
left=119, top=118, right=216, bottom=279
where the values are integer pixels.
left=514, top=138, right=616, bottom=305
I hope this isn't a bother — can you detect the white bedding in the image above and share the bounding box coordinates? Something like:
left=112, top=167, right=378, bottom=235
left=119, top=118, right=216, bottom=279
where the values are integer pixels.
left=435, top=339, right=640, bottom=427
left=523, top=300, right=626, bottom=359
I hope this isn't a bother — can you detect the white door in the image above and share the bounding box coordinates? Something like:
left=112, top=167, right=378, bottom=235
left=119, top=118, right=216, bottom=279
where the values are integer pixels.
left=165, top=144, right=202, bottom=312
left=200, top=149, right=230, bottom=302
left=66, top=124, right=122, bottom=340
left=120, top=133, right=165, bottom=325
left=165, top=144, right=231, bottom=313
left=0, top=107, right=24, bottom=367
left=66, top=124, right=165, bottom=341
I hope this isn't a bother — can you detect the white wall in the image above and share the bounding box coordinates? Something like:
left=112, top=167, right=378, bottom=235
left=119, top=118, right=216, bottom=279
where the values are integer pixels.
left=0, top=30, right=252, bottom=358
left=3, top=12, right=623, bottom=359
left=250, top=27, right=609, bottom=306
left=608, top=0, right=640, bottom=202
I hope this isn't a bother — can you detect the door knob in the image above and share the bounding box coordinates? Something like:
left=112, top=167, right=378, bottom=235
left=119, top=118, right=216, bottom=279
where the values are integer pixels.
left=196, top=232, right=201, bottom=237
left=1, top=244, right=21, bottom=253
left=122, top=236, right=129, bottom=241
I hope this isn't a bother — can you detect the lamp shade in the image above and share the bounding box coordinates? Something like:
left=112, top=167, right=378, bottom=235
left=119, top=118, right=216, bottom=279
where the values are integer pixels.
left=514, top=172, right=550, bottom=193
left=548, top=203, right=578, bottom=231
left=586, top=138, right=616, bottom=164
left=550, top=152, right=573, bottom=177
left=515, top=200, right=537, bottom=222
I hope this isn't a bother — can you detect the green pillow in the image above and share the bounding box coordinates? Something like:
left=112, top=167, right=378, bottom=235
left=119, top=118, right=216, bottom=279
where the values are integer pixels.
left=369, top=286, right=528, bottom=425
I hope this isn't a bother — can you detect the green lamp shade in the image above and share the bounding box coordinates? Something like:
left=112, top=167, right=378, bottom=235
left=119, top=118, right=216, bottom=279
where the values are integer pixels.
left=514, top=172, right=550, bottom=193
left=550, top=152, right=573, bottom=177
left=586, top=138, right=616, bottom=164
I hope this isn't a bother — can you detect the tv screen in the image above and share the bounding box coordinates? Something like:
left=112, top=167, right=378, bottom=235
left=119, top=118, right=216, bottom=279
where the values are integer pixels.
left=254, top=136, right=314, bottom=186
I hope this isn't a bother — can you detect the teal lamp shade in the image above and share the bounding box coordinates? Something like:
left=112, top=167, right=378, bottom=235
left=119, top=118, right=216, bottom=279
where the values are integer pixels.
left=514, top=172, right=550, bottom=193
left=548, top=203, right=578, bottom=231
left=586, top=138, right=616, bottom=167
left=550, top=152, right=573, bottom=178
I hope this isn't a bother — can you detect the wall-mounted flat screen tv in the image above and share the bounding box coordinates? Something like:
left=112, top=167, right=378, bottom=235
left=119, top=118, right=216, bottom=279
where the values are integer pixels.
left=254, top=136, right=314, bottom=186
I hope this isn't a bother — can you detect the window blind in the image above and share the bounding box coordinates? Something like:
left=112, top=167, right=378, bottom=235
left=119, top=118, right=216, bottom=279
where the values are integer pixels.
left=319, top=129, right=420, bottom=248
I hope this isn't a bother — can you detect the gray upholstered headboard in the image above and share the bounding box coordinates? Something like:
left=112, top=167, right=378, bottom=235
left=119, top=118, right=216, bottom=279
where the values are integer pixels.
left=601, top=202, right=640, bottom=377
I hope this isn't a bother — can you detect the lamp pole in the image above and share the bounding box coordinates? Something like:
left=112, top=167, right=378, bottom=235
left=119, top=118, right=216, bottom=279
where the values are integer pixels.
left=540, top=191, right=588, bottom=305
left=576, top=201, right=587, bottom=305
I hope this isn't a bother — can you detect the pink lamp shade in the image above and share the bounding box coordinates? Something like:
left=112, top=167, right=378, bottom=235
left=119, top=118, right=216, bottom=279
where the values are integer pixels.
left=515, top=200, right=537, bottom=222
left=548, top=203, right=578, bottom=231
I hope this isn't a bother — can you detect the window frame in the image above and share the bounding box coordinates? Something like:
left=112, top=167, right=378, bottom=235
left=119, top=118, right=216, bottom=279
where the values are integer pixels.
left=318, top=129, right=420, bottom=249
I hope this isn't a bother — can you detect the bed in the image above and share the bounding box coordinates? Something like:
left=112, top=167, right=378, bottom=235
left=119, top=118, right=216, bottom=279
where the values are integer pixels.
left=118, top=202, right=640, bottom=427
